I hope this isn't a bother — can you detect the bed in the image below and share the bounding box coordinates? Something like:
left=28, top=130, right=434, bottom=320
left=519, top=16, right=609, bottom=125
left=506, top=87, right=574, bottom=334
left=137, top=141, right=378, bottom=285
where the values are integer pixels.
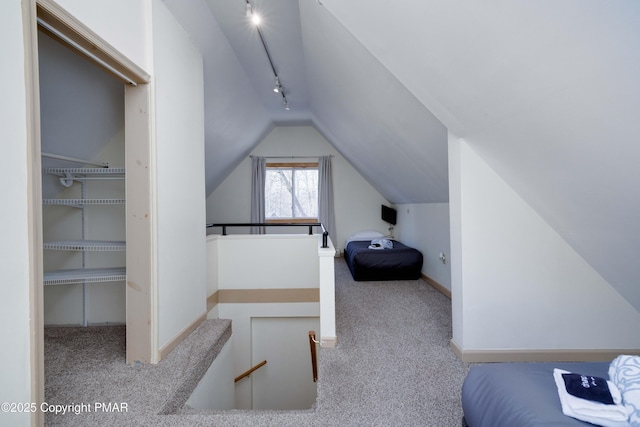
left=344, top=231, right=423, bottom=281
left=461, top=358, right=639, bottom=427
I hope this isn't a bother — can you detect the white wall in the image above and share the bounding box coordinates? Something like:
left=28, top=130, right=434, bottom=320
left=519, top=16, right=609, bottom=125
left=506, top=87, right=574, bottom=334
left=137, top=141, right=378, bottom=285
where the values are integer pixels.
left=206, top=126, right=390, bottom=253
left=152, top=0, right=207, bottom=349
left=321, top=0, right=640, bottom=313
left=0, top=2, right=34, bottom=425
left=208, top=234, right=320, bottom=409
left=185, top=338, right=234, bottom=410
left=216, top=235, right=319, bottom=289
left=394, top=203, right=451, bottom=290
left=2, top=0, right=207, bottom=420
left=450, top=137, right=640, bottom=353
left=55, top=0, right=150, bottom=71
left=448, top=132, right=463, bottom=348
left=251, top=317, right=319, bottom=410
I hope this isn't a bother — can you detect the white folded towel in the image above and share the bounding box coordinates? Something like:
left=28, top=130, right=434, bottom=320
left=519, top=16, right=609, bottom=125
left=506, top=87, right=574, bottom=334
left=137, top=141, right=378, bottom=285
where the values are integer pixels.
left=369, top=238, right=393, bottom=250
left=609, top=355, right=640, bottom=427
left=554, top=368, right=630, bottom=427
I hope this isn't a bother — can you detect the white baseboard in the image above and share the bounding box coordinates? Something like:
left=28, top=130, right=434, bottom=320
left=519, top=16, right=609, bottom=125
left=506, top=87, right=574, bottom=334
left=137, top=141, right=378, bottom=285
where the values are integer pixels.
left=421, top=273, right=451, bottom=299
left=450, top=339, right=639, bottom=363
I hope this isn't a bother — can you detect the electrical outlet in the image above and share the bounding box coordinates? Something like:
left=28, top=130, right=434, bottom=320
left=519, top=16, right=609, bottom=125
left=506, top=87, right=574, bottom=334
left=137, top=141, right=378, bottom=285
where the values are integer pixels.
left=439, top=252, right=447, bottom=264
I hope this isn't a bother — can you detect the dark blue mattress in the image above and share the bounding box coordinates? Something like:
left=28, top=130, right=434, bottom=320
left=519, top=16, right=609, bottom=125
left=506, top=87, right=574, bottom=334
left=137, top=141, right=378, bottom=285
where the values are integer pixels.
left=461, top=361, right=611, bottom=427
left=344, top=240, right=423, bottom=281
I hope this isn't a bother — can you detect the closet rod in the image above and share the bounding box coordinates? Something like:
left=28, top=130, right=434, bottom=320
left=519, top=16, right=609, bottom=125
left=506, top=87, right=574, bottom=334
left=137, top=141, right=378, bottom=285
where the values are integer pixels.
left=37, top=17, right=138, bottom=86
left=71, top=177, right=125, bottom=181
left=42, top=152, right=108, bottom=168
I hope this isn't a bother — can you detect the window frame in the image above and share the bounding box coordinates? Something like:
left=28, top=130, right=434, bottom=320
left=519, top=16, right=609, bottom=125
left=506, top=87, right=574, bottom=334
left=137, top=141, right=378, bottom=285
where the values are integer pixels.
left=265, top=162, right=319, bottom=223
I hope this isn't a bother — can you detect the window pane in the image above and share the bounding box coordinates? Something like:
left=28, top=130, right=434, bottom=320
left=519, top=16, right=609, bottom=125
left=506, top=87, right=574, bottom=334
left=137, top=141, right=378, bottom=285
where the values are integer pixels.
left=293, top=169, right=318, bottom=218
left=265, top=167, right=318, bottom=219
left=265, top=169, right=293, bottom=218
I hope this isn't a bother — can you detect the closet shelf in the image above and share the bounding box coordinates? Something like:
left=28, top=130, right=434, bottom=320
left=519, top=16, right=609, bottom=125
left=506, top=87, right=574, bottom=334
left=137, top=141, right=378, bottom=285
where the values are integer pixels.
left=43, top=198, right=126, bottom=207
left=44, top=240, right=126, bottom=251
left=44, top=267, right=126, bottom=285
left=41, top=160, right=126, bottom=326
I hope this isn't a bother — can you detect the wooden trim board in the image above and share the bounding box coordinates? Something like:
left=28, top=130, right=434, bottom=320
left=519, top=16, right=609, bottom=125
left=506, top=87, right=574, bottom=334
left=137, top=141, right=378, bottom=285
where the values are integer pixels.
left=206, top=290, right=219, bottom=313
left=321, top=336, right=338, bottom=348
left=125, top=83, right=155, bottom=364
left=450, top=340, right=640, bottom=363
left=421, top=273, right=451, bottom=299
left=206, top=288, right=319, bottom=313
left=219, top=288, right=319, bottom=304
left=158, top=313, right=207, bottom=361
left=25, top=1, right=45, bottom=425
left=36, top=0, right=150, bottom=84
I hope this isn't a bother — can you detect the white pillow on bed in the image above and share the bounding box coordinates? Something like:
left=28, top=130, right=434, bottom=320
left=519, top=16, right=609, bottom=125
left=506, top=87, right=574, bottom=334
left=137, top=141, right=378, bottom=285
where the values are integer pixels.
left=346, top=230, right=384, bottom=244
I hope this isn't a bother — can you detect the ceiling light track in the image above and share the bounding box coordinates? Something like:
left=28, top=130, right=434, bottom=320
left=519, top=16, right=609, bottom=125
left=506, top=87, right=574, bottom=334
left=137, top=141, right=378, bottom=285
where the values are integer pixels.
left=245, top=0, right=290, bottom=111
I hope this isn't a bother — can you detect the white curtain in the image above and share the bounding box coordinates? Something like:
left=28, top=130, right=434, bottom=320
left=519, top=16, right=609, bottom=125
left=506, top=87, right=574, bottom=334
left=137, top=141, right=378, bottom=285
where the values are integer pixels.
left=250, top=156, right=266, bottom=234
left=318, top=156, right=336, bottom=245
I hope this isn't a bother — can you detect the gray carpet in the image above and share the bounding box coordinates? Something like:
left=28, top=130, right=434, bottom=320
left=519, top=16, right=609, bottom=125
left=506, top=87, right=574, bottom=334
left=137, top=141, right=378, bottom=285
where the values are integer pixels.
left=44, top=258, right=470, bottom=426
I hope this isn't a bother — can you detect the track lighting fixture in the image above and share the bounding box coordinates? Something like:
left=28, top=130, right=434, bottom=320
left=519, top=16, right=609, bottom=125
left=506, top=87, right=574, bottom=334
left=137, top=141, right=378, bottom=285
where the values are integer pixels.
left=245, top=1, right=260, bottom=25
left=246, top=0, right=291, bottom=111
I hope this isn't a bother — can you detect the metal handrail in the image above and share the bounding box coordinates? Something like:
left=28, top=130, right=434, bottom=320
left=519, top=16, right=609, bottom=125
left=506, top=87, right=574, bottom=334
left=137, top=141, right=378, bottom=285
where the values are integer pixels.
left=206, top=222, right=329, bottom=248
left=309, top=331, right=319, bottom=382
left=234, top=360, right=267, bottom=383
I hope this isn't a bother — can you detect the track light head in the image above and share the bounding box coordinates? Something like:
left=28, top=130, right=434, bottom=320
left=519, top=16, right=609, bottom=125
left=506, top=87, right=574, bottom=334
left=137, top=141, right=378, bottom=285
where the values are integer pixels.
left=246, top=1, right=260, bottom=25
left=273, top=77, right=281, bottom=93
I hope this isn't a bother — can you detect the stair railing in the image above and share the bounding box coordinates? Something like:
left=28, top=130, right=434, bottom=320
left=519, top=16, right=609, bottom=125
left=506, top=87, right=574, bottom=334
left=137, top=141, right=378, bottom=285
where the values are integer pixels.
left=234, top=360, right=267, bottom=383
left=206, top=222, right=330, bottom=248
left=309, top=331, right=319, bottom=382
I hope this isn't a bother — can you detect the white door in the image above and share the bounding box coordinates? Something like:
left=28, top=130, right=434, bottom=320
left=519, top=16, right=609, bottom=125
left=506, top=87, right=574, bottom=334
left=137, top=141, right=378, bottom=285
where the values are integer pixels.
left=251, top=317, right=319, bottom=410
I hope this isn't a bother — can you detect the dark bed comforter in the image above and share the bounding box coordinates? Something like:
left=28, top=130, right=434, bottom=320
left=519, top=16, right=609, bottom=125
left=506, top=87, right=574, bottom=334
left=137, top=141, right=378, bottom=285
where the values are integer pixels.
left=461, top=361, right=612, bottom=427
left=344, top=239, right=423, bottom=281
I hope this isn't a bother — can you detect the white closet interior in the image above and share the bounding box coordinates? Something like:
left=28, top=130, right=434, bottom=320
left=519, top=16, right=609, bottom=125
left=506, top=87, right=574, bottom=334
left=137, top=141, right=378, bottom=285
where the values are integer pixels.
left=39, top=28, right=126, bottom=327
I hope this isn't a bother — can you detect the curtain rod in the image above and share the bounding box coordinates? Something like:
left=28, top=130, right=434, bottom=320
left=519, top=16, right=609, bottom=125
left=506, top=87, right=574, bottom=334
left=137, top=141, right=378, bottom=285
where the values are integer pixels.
left=250, top=155, right=333, bottom=159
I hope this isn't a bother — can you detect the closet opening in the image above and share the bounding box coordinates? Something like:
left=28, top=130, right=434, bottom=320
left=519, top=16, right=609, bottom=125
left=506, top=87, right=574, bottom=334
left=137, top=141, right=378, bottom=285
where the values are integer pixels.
left=28, top=1, right=155, bottom=416
left=39, top=26, right=127, bottom=329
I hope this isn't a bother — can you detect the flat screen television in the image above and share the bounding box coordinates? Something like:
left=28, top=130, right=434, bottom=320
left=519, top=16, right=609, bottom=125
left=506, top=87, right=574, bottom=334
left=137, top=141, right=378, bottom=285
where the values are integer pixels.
left=381, top=205, right=397, bottom=225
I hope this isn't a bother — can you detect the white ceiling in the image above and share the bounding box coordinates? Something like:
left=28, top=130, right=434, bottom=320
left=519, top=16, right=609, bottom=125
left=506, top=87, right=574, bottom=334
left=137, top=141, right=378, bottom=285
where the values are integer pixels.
left=163, top=0, right=640, bottom=311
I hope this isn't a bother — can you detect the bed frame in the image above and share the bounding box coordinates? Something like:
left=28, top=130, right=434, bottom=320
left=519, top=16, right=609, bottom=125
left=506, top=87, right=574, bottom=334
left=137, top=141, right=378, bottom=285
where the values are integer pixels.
left=344, top=239, right=423, bottom=281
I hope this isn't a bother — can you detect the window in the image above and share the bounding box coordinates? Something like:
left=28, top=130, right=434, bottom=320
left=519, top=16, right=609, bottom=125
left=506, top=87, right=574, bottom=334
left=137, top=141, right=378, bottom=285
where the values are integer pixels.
left=265, top=162, right=318, bottom=222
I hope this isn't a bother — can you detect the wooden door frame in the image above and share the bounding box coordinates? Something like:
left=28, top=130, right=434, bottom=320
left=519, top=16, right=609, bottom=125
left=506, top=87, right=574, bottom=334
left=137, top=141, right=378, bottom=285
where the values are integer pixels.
left=25, top=1, right=156, bottom=422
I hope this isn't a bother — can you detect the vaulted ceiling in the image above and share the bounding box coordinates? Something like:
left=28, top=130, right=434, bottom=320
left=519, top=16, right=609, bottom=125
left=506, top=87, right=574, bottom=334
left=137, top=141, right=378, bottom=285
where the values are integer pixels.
left=163, top=0, right=449, bottom=204
left=163, top=0, right=640, bottom=310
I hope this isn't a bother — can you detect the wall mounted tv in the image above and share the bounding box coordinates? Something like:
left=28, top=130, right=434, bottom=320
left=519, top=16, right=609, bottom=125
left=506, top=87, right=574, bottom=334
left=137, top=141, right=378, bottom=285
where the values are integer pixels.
left=381, top=205, right=397, bottom=225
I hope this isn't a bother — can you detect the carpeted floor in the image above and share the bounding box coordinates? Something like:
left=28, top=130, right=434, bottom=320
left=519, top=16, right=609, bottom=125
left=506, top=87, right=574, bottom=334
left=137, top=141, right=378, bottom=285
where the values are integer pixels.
left=44, top=258, right=470, bottom=426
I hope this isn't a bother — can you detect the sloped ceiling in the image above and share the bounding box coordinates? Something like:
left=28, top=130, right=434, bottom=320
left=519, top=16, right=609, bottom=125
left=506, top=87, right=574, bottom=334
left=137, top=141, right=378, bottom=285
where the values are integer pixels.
left=162, top=0, right=274, bottom=195
left=163, top=0, right=449, bottom=203
left=317, top=0, right=640, bottom=310
left=164, top=0, right=640, bottom=310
